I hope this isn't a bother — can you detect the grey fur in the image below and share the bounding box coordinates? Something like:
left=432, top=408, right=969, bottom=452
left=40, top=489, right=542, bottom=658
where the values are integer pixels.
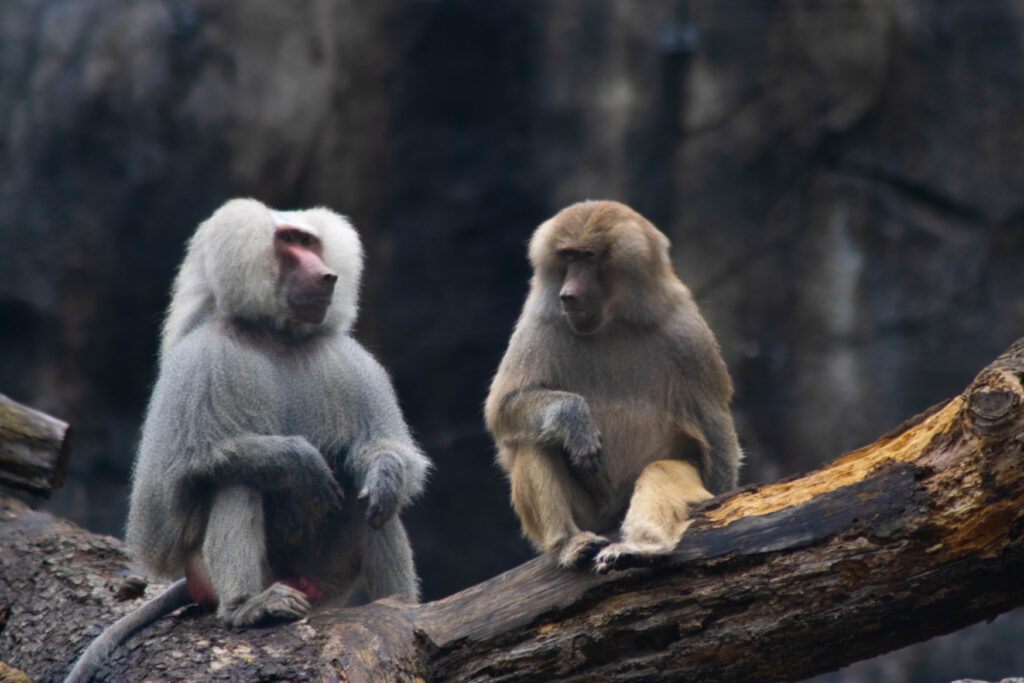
left=361, top=453, right=404, bottom=529
left=538, top=392, right=603, bottom=468
left=65, top=199, right=430, bottom=682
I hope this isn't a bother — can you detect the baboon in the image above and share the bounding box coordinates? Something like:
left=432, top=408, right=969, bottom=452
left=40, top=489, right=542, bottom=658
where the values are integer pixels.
left=66, top=198, right=430, bottom=682
left=485, top=200, right=740, bottom=572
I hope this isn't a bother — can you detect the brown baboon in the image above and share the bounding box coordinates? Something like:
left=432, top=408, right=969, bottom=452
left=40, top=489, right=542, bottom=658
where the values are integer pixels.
left=485, top=200, right=740, bottom=572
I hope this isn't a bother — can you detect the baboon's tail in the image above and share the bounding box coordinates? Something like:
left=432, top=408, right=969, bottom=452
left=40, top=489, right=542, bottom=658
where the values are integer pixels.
left=64, top=578, right=191, bottom=683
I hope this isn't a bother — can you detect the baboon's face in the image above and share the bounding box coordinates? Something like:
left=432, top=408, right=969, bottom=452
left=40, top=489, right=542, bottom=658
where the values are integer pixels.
left=557, top=248, right=611, bottom=335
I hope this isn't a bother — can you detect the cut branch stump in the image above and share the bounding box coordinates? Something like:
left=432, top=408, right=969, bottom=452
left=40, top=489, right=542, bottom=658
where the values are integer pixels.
left=0, top=392, right=70, bottom=498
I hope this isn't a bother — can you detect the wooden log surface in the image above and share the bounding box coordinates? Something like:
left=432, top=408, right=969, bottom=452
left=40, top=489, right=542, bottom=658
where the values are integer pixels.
left=0, top=392, right=70, bottom=498
left=2, top=340, right=1023, bottom=682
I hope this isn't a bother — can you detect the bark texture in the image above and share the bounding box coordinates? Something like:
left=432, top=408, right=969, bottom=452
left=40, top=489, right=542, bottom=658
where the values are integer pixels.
left=3, top=339, right=1023, bottom=682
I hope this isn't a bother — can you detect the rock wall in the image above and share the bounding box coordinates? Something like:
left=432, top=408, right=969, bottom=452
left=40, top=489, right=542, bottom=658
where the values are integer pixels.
left=2, top=1, right=1023, bottom=680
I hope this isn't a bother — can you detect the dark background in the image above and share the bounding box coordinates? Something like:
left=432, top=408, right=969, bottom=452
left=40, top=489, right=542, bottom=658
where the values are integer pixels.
left=3, top=1, right=1024, bottom=681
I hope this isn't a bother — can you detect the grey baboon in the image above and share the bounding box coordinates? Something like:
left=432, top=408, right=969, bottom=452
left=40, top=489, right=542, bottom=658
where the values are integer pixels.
left=66, top=198, right=430, bottom=682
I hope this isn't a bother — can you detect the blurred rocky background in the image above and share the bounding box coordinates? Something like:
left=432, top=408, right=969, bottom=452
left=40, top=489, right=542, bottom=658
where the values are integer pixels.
left=2, top=1, right=1024, bottom=680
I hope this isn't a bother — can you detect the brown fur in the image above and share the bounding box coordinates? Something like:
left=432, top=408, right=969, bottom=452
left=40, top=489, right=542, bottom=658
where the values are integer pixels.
left=485, top=200, right=741, bottom=571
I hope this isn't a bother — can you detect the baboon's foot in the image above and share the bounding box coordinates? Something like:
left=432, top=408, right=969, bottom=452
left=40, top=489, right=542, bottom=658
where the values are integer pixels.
left=220, top=582, right=311, bottom=627
left=552, top=532, right=611, bottom=569
left=594, top=520, right=694, bottom=574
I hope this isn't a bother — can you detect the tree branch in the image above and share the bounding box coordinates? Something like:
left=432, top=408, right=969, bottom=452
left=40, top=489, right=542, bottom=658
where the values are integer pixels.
left=0, top=392, right=70, bottom=498
left=3, top=340, right=1024, bottom=682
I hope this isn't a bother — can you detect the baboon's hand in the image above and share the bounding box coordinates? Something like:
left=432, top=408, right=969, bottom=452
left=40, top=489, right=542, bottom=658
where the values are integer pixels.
left=360, top=454, right=403, bottom=529
left=283, top=436, right=345, bottom=509
left=541, top=395, right=602, bottom=469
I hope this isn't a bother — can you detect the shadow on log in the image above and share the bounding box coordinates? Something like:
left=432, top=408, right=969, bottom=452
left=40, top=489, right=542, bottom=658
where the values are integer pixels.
left=2, top=339, right=1024, bottom=682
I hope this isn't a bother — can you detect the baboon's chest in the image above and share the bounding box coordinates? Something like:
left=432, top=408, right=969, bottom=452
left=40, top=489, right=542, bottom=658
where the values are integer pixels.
left=267, top=354, right=358, bottom=448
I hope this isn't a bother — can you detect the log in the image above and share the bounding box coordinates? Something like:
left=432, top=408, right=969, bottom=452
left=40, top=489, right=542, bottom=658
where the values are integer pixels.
left=0, top=392, right=70, bottom=498
left=2, top=340, right=1024, bottom=682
